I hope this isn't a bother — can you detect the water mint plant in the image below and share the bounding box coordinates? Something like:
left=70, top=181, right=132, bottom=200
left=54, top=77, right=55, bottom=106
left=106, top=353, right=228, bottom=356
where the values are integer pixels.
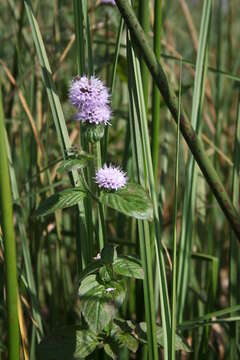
left=2, top=0, right=240, bottom=359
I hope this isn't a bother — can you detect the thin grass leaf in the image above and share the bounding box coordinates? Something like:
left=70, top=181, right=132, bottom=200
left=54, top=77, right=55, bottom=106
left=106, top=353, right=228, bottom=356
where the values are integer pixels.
left=5, top=131, right=43, bottom=339
left=170, top=58, right=182, bottom=359
left=177, top=0, right=212, bottom=323
left=0, top=86, right=20, bottom=360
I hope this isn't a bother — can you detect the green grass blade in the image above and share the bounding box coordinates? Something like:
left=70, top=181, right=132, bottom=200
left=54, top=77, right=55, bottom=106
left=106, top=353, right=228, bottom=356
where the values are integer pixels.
left=179, top=304, right=240, bottom=330
left=170, top=59, right=182, bottom=359
left=103, top=17, right=124, bottom=162
left=5, top=132, right=43, bottom=340
left=0, top=86, right=20, bottom=360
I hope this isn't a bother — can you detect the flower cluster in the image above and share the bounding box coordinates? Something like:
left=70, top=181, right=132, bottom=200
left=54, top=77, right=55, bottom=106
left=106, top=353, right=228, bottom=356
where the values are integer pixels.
left=69, top=77, right=126, bottom=191
left=95, top=164, right=127, bottom=191
left=69, top=75, right=111, bottom=125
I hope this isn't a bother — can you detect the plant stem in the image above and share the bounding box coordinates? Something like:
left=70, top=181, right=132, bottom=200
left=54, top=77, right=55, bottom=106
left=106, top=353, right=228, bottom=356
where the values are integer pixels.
left=151, top=0, right=162, bottom=184
left=0, top=86, right=20, bottom=360
left=229, top=91, right=240, bottom=359
left=73, top=0, right=85, bottom=75
left=139, top=0, right=149, bottom=108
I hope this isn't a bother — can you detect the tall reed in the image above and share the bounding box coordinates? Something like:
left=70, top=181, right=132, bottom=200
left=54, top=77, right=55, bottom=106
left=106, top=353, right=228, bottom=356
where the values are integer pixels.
left=0, top=86, right=20, bottom=360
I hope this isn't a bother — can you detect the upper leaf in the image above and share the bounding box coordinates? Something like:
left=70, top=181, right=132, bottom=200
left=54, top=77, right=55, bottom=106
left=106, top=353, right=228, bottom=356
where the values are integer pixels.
left=34, top=187, right=87, bottom=217
left=57, top=153, right=93, bottom=174
left=99, top=183, right=153, bottom=220
left=37, top=326, right=99, bottom=359
left=113, top=256, right=144, bottom=279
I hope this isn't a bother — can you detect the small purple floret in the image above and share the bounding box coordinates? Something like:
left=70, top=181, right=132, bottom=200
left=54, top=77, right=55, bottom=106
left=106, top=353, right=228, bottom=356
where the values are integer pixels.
left=101, top=0, right=116, bottom=5
left=69, top=75, right=111, bottom=125
left=95, top=164, right=127, bottom=191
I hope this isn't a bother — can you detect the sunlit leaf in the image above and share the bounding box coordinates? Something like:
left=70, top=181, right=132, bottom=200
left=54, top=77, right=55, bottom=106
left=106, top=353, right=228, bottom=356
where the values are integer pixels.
left=100, top=183, right=153, bottom=220
left=113, top=256, right=144, bottom=279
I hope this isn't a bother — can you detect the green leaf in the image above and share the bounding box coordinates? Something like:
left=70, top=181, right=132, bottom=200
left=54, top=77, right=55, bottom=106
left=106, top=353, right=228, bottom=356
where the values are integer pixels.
left=136, top=323, right=191, bottom=352
left=78, top=260, right=103, bottom=284
left=37, top=326, right=99, bottom=359
left=104, top=341, right=119, bottom=359
left=100, top=183, right=153, bottom=220
left=57, top=154, right=92, bottom=174
left=99, top=265, right=113, bottom=283
left=34, top=187, right=87, bottom=217
left=78, top=275, right=126, bottom=333
left=113, top=256, right=144, bottom=279
left=114, top=318, right=135, bottom=333
left=116, top=332, right=138, bottom=353
left=111, top=321, right=138, bottom=353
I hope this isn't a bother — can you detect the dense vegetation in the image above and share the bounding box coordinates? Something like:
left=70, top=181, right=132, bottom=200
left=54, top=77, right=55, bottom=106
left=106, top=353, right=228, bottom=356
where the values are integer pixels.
left=0, top=0, right=240, bottom=359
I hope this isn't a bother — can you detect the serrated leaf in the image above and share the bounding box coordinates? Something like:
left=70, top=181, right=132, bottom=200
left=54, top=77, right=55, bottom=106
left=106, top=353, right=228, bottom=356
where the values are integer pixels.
left=100, top=183, right=153, bottom=220
left=99, top=265, right=113, bottom=283
left=104, top=342, right=119, bottom=359
left=37, top=326, right=99, bottom=359
left=116, top=332, right=138, bottom=353
left=34, top=187, right=87, bottom=217
left=114, top=318, right=136, bottom=332
left=57, top=155, right=92, bottom=174
left=78, top=260, right=103, bottom=284
left=113, top=256, right=144, bottom=279
left=111, top=321, right=139, bottom=353
left=78, top=275, right=126, bottom=333
left=136, top=323, right=191, bottom=352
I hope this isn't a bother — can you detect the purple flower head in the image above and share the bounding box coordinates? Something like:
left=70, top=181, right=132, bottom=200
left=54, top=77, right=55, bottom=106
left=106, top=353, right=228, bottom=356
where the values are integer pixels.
left=101, top=0, right=116, bottom=5
left=69, top=75, right=111, bottom=125
left=95, top=164, right=127, bottom=191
